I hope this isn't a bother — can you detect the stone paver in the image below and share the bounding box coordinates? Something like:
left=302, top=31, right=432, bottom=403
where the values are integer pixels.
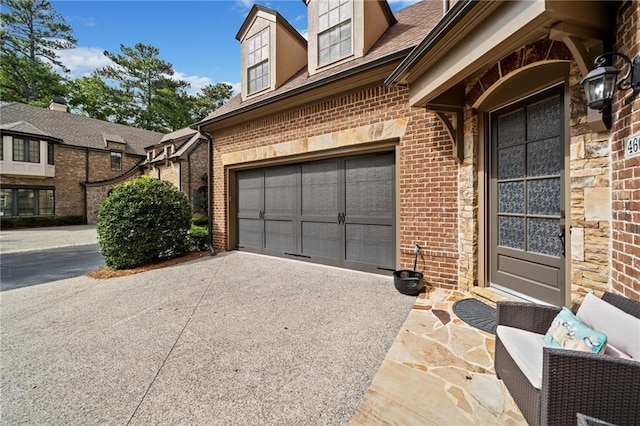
left=351, top=288, right=526, bottom=425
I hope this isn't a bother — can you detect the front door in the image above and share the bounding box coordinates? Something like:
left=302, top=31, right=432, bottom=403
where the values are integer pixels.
left=489, top=86, right=566, bottom=306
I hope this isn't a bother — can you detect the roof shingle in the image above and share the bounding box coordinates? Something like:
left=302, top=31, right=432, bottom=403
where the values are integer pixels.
left=198, top=0, right=443, bottom=124
left=0, top=103, right=164, bottom=155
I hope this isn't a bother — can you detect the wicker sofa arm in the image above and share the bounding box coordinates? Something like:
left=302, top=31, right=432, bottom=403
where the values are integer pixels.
left=496, top=301, right=561, bottom=334
left=541, top=347, right=640, bottom=426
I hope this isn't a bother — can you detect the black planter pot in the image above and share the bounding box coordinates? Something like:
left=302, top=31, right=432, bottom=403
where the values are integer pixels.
left=393, top=270, right=424, bottom=295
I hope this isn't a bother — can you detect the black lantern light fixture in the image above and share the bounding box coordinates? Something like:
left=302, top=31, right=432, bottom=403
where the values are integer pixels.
left=582, top=52, right=640, bottom=112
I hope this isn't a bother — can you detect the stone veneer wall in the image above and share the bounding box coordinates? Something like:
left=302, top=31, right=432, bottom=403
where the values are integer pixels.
left=460, top=38, right=612, bottom=304
left=611, top=2, right=640, bottom=300
left=211, top=85, right=459, bottom=288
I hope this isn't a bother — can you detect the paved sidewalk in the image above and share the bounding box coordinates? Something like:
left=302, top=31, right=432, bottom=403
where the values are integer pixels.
left=0, top=225, right=97, bottom=254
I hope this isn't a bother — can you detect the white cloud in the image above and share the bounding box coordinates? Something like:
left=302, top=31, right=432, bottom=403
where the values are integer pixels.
left=235, top=0, right=254, bottom=11
left=55, top=46, right=114, bottom=79
left=172, top=71, right=213, bottom=96
left=227, top=81, right=241, bottom=96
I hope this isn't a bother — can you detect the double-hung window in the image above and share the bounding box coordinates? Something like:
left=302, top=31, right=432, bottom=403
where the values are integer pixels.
left=247, top=28, right=269, bottom=94
left=12, top=138, right=40, bottom=163
left=0, top=188, right=54, bottom=216
left=111, top=151, right=122, bottom=171
left=318, top=0, right=352, bottom=66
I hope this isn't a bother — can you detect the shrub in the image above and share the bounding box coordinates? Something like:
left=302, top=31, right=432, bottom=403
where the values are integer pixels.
left=191, top=215, right=208, bottom=226
left=97, top=176, right=192, bottom=269
left=188, top=225, right=209, bottom=251
left=0, top=215, right=84, bottom=229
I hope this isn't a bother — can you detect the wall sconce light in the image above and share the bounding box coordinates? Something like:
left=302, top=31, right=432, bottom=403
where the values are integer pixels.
left=582, top=52, right=640, bottom=113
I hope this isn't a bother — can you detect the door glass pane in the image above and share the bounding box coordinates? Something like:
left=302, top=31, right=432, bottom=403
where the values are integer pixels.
left=498, top=145, right=525, bottom=179
left=0, top=189, right=13, bottom=217
left=17, top=189, right=35, bottom=216
left=528, top=137, right=561, bottom=177
left=498, top=216, right=524, bottom=250
left=497, top=108, right=525, bottom=148
left=528, top=218, right=560, bottom=256
left=527, top=95, right=561, bottom=140
left=528, top=178, right=560, bottom=215
left=39, top=189, right=54, bottom=215
left=498, top=182, right=524, bottom=214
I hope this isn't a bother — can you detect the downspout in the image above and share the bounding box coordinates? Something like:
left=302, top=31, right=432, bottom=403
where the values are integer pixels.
left=83, top=148, right=89, bottom=224
left=443, top=0, right=450, bottom=15
left=198, top=126, right=216, bottom=256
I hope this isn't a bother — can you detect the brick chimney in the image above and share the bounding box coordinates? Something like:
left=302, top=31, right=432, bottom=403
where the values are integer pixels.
left=48, top=97, right=68, bottom=112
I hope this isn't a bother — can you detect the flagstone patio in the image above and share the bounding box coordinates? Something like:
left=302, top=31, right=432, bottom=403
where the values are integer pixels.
left=351, top=288, right=527, bottom=425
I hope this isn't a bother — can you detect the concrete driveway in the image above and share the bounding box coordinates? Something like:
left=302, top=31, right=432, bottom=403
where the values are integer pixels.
left=0, top=251, right=415, bottom=425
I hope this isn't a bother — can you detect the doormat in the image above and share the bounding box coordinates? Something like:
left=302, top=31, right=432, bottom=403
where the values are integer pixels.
left=452, top=298, right=497, bottom=334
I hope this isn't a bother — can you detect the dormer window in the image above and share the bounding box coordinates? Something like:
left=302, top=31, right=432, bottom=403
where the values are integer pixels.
left=247, top=28, right=270, bottom=94
left=318, top=0, right=352, bottom=66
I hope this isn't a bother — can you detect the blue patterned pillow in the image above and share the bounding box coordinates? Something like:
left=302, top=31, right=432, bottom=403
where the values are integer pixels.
left=544, top=307, right=607, bottom=354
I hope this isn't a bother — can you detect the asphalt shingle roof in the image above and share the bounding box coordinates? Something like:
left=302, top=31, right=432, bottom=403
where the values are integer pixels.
left=199, top=0, right=443, bottom=124
left=0, top=103, right=164, bottom=155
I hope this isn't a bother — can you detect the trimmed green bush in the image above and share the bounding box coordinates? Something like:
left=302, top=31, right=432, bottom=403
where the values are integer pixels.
left=0, top=215, right=84, bottom=229
left=191, top=215, right=208, bottom=226
left=97, top=176, right=192, bottom=269
left=188, top=225, right=209, bottom=251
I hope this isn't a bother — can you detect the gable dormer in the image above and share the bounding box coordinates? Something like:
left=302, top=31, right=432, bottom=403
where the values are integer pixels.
left=307, top=0, right=396, bottom=75
left=237, top=5, right=307, bottom=101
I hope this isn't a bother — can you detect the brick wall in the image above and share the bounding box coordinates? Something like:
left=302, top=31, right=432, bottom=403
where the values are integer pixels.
left=87, top=150, right=140, bottom=182
left=611, top=2, right=640, bottom=300
left=210, top=85, right=459, bottom=288
left=53, top=147, right=87, bottom=216
left=186, top=142, right=208, bottom=212
left=156, top=161, right=181, bottom=191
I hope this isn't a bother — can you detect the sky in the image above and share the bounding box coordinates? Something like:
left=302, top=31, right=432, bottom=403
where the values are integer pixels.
left=51, top=0, right=422, bottom=96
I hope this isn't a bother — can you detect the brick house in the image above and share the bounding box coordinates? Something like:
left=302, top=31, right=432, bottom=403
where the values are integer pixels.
left=196, top=0, right=638, bottom=304
left=1, top=100, right=207, bottom=224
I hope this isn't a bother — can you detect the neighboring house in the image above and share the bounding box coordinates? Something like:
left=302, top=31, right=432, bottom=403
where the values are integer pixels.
left=196, top=0, right=639, bottom=304
left=142, top=127, right=208, bottom=214
left=1, top=100, right=207, bottom=224
left=85, top=126, right=208, bottom=223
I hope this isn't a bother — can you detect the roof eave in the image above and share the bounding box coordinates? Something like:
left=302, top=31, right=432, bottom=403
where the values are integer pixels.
left=385, top=0, right=478, bottom=86
left=193, top=48, right=412, bottom=131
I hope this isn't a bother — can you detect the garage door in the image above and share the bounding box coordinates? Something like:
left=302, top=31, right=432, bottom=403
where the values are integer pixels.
left=236, top=152, right=395, bottom=274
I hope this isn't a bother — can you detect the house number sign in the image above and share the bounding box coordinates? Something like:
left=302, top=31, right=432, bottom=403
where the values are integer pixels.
left=626, top=132, right=640, bottom=158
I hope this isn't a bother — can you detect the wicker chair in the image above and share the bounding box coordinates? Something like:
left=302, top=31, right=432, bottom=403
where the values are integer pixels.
left=495, top=292, right=640, bottom=426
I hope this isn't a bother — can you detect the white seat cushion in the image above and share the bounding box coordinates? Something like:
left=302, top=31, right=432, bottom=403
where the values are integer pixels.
left=576, top=293, right=640, bottom=359
left=497, top=325, right=545, bottom=389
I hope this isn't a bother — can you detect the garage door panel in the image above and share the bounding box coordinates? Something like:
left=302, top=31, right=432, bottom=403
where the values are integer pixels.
left=236, top=152, right=395, bottom=274
left=345, top=156, right=393, bottom=219
left=265, top=220, right=296, bottom=253
left=344, top=223, right=394, bottom=267
left=237, top=170, right=263, bottom=215
left=238, top=218, right=263, bottom=251
left=301, top=221, right=340, bottom=258
left=265, top=166, right=297, bottom=216
left=301, top=161, right=339, bottom=217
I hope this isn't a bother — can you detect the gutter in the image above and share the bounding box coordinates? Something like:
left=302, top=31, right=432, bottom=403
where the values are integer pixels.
left=198, top=125, right=216, bottom=256
left=192, top=48, right=414, bottom=130
left=385, top=0, right=478, bottom=86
